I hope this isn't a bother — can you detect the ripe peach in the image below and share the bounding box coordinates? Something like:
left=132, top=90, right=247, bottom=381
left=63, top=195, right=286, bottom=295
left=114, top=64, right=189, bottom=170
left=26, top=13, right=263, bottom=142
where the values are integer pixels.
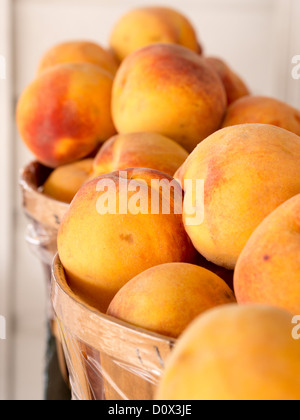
left=156, top=304, right=300, bottom=400
left=175, top=124, right=300, bottom=269
left=204, top=56, right=250, bottom=105
left=43, top=158, right=93, bottom=204
left=92, top=132, right=189, bottom=178
left=112, top=44, right=227, bottom=152
left=57, top=168, right=196, bottom=312
left=234, top=194, right=300, bottom=315
left=17, top=63, right=117, bottom=168
left=37, top=41, right=119, bottom=76
left=107, top=263, right=235, bottom=339
left=110, top=6, right=201, bottom=62
left=222, top=96, right=300, bottom=136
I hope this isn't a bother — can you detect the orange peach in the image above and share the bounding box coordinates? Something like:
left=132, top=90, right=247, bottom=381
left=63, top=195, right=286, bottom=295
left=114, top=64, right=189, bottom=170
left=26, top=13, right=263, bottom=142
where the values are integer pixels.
left=57, top=168, right=196, bottom=312
left=43, top=158, right=93, bottom=204
left=92, top=132, right=189, bottom=178
left=17, top=63, right=117, bottom=168
left=234, top=194, right=300, bottom=315
left=37, top=41, right=119, bottom=76
left=110, top=6, right=201, bottom=62
left=107, top=263, right=235, bottom=339
left=204, top=56, right=250, bottom=105
left=156, top=304, right=300, bottom=400
left=112, top=44, right=227, bottom=152
left=222, top=96, right=300, bottom=136
left=175, top=124, right=300, bottom=269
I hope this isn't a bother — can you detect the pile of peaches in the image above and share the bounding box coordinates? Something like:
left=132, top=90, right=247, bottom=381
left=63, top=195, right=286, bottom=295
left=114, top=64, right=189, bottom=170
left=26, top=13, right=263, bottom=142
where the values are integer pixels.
left=17, top=6, right=300, bottom=400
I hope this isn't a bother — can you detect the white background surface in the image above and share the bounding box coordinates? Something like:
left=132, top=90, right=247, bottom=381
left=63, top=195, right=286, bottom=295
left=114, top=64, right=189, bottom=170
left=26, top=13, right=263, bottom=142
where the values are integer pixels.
left=0, top=0, right=299, bottom=400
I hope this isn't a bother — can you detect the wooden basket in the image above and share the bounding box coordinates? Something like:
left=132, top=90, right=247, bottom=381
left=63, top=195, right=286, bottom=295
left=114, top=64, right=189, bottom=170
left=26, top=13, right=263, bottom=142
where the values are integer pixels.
left=51, top=254, right=175, bottom=401
left=19, top=161, right=68, bottom=318
left=19, top=161, right=70, bottom=388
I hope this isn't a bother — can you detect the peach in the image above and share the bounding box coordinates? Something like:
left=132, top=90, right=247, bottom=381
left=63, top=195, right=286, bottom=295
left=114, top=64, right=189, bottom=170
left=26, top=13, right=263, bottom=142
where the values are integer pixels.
left=204, top=56, right=250, bottom=105
left=17, top=63, right=117, bottom=168
left=234, top=194, right=300, bottom=315
left=175, top=124, right=300, bottom=269
left=156, top=304, right=300, bottom=400
left=43, top=158, right=93, bottom=204
left=37, top=41, right=119, bottom=76
left=222, top=96, right=300, bottom=136
left=92, top=132, right=189, bottom=178
left=57, top=168, right=196, bottom=312
left=107, top=263, right=235, bottom=339
left=112, top=44, right=227, bottom=152
left=109, top=6, right=201, bottom=62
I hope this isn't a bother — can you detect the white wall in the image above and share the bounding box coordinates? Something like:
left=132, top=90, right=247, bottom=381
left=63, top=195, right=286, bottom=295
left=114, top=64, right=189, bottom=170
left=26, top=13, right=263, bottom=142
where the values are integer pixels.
left=0, top=0, right=299, bottom=400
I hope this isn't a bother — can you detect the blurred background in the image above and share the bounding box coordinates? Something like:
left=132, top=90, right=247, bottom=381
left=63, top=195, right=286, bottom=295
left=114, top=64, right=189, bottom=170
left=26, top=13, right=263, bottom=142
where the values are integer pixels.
left=0, top=0, right=299, bottom=400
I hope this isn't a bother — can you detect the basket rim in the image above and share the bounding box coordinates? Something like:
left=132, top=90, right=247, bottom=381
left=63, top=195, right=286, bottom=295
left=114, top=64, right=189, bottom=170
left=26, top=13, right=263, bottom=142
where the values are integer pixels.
left=51, top=252, right=176, bottom=347
left=19, top=161, right=69, bottom=227
left=19, top=160, right=69, bottom=208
